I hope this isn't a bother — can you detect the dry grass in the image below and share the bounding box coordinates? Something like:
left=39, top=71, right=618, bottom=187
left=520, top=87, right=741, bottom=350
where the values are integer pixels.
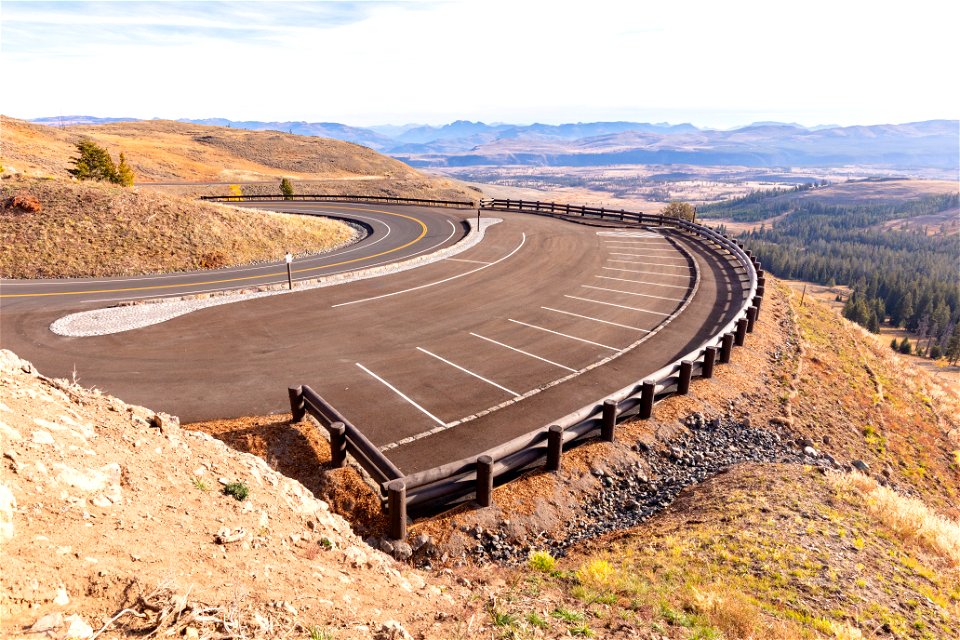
left=830, top=471, right=960, bottom=568
left=0, top=176, right=355, bottom=278
left=1, top=115, right=474, bottom=202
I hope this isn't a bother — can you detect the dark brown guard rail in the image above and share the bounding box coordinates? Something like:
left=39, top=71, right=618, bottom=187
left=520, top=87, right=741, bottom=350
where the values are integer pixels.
left=287, top=198, right=765, bottom=540
left=200, top=194, right=474, bottom=208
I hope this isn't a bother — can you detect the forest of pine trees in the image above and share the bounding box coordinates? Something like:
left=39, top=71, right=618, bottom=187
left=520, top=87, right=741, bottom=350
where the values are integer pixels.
left=724, top=193, right=960, bottom=363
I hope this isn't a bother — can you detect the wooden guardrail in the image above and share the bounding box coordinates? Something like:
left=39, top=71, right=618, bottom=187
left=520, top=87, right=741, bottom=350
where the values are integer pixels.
left=200, top=194, right=475, bottom=208
left=288, top=198, right=764, bottom=540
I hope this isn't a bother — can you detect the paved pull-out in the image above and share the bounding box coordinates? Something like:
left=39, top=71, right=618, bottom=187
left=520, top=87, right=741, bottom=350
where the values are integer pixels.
left=0, top=203, right=744, bottom=474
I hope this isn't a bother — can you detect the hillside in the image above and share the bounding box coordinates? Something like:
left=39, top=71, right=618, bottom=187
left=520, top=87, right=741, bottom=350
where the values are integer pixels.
left=1, top=279, right=957, bottom=638
left=191, top=281, right=959, bottom=638
left=0, top=177, right=355, bottom=278
left=0, top=116, right=473, bottom=201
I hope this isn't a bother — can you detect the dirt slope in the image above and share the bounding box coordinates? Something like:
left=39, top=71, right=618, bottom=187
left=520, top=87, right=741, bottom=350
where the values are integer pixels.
left=0, top=177, right=355, bottom=278
left=0, top=116, right=473, bottom=201
left=0, top=349, right=484, bottom=640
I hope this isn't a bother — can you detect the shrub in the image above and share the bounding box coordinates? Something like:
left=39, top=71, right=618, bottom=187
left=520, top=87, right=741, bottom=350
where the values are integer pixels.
left=576, top=558, right=616, bottom=591
left=280, top=177, right=294, bottom=200
left=528, top=549, right=557, bottom=573
left=67, top=138, right=135, bottom=186
left=223, top=481, right=249, bottom=501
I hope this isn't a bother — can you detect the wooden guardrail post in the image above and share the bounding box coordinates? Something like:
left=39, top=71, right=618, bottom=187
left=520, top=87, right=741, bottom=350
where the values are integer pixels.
left=546, top=425, right=563, bottom=471
left=752, top=294, right=763, bottom=318
left=601, top=399, right=617, bottom=442
left=735, top=318, right=748, bottom=346
left=746, top=306, right=758, bottom=332
left=703, top=346, right=717, bottom=378
left=719, top=333, right=734, bottom=363
left=476, top=455, right=494, bottom=507
left=288, top=386, right=305, bottom=422
left=639, top=380, right=655, bottom=419
left=387, top=479, right=407, bottom=540
left=329, top=421, right=347, bottom=467
left=678, top=360, right=693, bottom=395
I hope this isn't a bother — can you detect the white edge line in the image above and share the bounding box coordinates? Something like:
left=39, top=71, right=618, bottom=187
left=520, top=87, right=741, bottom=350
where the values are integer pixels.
left=355, top=362, right=447, bottom=427
left=508, top=319, right=619, bottom=350
left=469, top=332, right=577, bottom=372
left=416, top=347, right=520, bottom=397
left=541, top=306, right=650, bottom=332
left=332, top=233, right=526, bottom=307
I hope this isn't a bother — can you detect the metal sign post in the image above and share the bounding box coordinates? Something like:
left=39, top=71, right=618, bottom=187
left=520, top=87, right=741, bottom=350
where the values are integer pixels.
left=285, top=253, right=293, bottom=290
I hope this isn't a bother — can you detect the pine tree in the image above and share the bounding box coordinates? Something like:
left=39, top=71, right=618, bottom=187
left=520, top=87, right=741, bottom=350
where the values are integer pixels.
left=68, top=139, right=118, bottom=182
left=280, top=178, right=294, bottom=200
left=898, top=337, right=912, bottom=355
left=890, top=337, right=899, bottom=351
left=947, top=324, right=960, bottom=365
left=115, top=152, right=135, bottom=187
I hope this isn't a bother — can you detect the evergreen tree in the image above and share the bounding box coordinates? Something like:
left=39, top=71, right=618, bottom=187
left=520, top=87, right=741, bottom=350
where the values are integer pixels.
left=890, top=337, right=899, bottom=351
left=115, top=152, right=135, bottom=187
left=280, top=177, right=294, bottom=200
left=68, top=139, right=118, bottom=182
left=947, top=324, right=960, bottom=365
left=898, top=337, right=912, bottom=355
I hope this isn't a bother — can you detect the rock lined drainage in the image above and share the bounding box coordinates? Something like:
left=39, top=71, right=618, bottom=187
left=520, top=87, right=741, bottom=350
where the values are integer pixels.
left=445, top=411, right=854, bottom=567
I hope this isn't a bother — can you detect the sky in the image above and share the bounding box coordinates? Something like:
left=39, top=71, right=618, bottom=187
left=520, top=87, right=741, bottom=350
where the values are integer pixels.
left=2, top=0, right=958, bottom=129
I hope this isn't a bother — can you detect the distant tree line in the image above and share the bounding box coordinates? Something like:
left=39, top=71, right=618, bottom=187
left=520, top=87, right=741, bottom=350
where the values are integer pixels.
left=699, top=182, right=827, bottom=222
left=733, top=194, right=960, bottom=362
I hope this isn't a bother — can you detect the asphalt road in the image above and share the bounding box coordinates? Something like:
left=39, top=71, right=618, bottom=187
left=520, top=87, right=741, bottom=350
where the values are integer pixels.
left=0, top=203, right=745, bottom=475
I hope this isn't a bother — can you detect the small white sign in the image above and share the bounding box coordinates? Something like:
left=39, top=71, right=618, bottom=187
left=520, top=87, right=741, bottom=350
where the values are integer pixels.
left=285, top=253, right=293, bottom=264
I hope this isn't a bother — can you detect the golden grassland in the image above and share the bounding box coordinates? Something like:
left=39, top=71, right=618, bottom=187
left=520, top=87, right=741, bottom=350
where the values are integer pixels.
left=0, top=177, right=355, bottom=278
left=0, top=115, right=473, bottom=201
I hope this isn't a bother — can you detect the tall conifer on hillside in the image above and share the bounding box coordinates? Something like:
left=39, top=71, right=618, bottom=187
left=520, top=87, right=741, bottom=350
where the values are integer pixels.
left=116, top=153, right=135, bottom=187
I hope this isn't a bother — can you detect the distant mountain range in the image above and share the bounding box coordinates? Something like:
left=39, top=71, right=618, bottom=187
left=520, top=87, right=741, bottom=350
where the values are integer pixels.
left=29, top=116, right=959, bottom=171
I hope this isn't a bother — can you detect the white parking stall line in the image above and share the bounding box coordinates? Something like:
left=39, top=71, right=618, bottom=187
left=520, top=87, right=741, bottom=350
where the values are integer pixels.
left=608, top=250, right=683, bottom=257
left=508, top=319, right=619, bottom=351
left=333, top=233, right=526, bottom=307
left=416, top=347, right=520, bottom=397
left=582, top=285, right=684, bottom=302
left=564, top=295, right=670, bottom=316
left=541, top=307, right=650, bottom=332
left=607, top=259, right=693, bottom=270
left=355, top=363, right=447, bottom=427
left=602, top=266, right=692, bottom=279
left=596, top=275, right=690, bottom=289
left=469, top=333, right=578, bottom=373
left=603, top=240, right=669, bottom=245
left=608, top=253, right=688, bottom=261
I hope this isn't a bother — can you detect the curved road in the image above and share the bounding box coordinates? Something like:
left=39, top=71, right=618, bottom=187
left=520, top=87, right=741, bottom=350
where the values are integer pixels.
left=0, top=203, right=745, bottom=475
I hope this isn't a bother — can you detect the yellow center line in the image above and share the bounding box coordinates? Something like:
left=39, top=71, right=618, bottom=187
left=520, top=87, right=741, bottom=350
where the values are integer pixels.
left=0, top=206, right=430, bottom=299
